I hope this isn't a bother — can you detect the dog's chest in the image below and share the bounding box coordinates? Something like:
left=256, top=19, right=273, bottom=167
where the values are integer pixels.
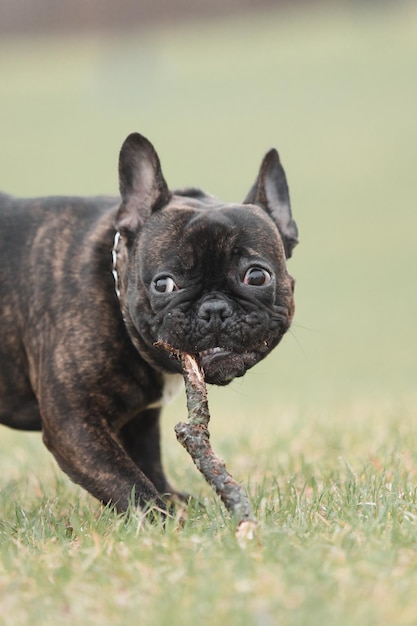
left=147, top=373, right=184, bottom=409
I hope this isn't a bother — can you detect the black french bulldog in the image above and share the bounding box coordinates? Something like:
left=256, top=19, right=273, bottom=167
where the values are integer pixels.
left=0, top=133, right=298, bottom=514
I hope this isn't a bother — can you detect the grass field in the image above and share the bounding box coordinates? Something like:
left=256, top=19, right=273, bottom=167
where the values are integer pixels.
left=1, top=2, right=417, bottom=625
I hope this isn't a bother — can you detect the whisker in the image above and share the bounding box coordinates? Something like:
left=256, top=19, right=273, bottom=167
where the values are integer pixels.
left=287, top=327, right=308, bottom=358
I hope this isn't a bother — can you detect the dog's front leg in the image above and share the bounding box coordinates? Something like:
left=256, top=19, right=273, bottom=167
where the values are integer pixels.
left=41, top=417, right=168, bottom=515
left=119, top=408, right=174, bottom=495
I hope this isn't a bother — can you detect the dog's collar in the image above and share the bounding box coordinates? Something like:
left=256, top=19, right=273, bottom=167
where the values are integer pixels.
left=111, top=230, right=122, bottom=300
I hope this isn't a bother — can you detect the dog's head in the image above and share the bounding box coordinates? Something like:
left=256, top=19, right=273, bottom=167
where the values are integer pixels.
left=114, top=133, right=298, bottom=385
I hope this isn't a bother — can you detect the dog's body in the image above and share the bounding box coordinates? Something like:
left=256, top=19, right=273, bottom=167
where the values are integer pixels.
left=0, top=133, right=298, bottom=513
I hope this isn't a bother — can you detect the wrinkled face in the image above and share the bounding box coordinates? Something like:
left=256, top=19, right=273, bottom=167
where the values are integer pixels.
left=124, top=196, right=295, bottom=385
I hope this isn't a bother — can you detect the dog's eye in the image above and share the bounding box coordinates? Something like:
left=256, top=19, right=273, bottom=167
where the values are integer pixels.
left=243, top=267, right=272, bottom=287
left=153, top=276, right=178, bottom=294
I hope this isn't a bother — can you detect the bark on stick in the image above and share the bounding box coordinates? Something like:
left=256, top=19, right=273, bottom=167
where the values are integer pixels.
left=155, top=342, right=257, bottom=535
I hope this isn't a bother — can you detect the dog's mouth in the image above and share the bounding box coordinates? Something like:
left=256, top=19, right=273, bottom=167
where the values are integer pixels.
left=198, top=346, right=229, bottom=361
left=153, top=342, right=263, bottom=386
left=197, top=347, right=259, bottom=386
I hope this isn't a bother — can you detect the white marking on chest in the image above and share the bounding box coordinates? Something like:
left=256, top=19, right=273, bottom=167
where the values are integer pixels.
left=147, top=373, right=184, bottom=409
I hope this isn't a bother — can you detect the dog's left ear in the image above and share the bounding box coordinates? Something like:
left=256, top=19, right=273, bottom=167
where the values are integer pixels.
left=244, top=149, right=298, bottom=258
left=116, top=133, right=171, bottom=238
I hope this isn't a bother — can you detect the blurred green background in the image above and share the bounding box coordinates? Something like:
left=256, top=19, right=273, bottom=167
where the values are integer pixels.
left=0, top=0, right=416, bottom=432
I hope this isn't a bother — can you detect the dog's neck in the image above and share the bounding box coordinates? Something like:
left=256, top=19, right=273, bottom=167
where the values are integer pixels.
left=110, top=229, right=181, bottom=390
left=112, top=231, right=145, bottom=356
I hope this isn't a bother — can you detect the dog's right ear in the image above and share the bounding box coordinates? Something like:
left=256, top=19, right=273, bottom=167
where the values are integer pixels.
left=244, top=149, right=298, bottom=258
left=116, top=133, right=171, bottom=238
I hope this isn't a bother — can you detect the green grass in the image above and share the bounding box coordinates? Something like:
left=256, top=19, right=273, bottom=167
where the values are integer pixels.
left=1, top=2, right=417, bottom=625
left=2, top=408, right=417, bottom=626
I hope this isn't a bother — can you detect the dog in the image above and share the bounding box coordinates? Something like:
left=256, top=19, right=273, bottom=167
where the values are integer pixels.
left=0, top=133, right=298, bottom=514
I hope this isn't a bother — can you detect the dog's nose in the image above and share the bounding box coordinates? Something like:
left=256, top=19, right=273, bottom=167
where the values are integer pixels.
left=198, top=296, right=232, bottom=322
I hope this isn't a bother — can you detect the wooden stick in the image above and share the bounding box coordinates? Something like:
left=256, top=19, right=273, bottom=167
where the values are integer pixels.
left=155, top=342, right=257, bottom=536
